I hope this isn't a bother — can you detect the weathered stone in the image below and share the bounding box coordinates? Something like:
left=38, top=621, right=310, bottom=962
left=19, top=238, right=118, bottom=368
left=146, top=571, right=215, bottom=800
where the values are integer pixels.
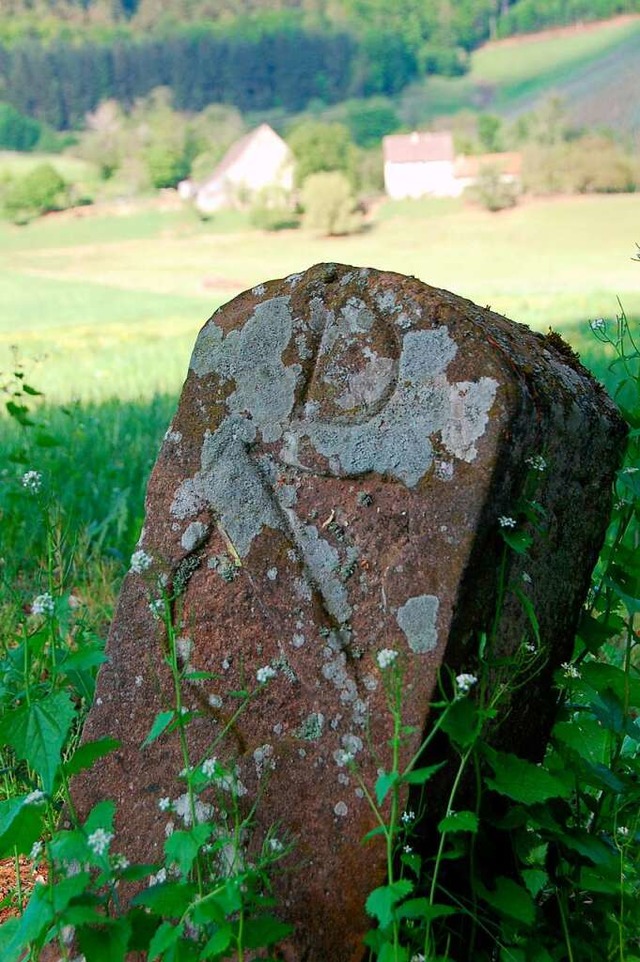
left=72, top=264, right=625, bottom=961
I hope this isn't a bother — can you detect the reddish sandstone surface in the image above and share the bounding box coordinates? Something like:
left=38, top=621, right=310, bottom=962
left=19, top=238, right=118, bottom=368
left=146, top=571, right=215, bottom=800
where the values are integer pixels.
left=69, top=263, right=625, bottom=961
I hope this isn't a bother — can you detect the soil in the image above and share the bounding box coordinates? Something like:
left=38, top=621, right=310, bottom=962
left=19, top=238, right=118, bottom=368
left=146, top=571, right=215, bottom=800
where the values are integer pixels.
left=0, top=857, right=47, bottom=923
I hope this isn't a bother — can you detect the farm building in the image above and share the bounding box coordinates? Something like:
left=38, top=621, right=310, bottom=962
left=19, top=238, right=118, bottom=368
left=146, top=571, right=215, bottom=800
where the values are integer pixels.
left=181, top=123, right=294, bottom=213
left=382, top=130, right=522, bottom=199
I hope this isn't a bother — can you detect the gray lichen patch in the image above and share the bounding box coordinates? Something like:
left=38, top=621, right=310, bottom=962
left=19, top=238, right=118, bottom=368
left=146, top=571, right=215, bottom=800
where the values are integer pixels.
left=181, top=521, right=209, bottom=552
left=280, top=326, right=498, bottom=486
left=397, top=594, right=440, bottom=653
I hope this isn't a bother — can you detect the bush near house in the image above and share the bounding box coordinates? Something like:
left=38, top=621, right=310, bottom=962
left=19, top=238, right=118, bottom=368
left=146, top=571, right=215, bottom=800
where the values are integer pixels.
left=301, top=170, right=362, bottom=236
left=523, top=136, right=638, bottom=195
left=470, top=163, right=520, bottom=212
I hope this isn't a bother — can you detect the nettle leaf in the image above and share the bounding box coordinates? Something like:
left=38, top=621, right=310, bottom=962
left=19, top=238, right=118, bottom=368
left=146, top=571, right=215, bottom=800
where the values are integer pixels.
left=374, top=769, right=399, bottom=806
left=142, top=710, right=175, bottom=748
left=242, top=916, right=293, bottom=949
left=501, top=529, right=533, bottom=555
left=522, top=868, right=548, bottom=899
left=132, top=882, right=198, bottom=918
left=437, top=810, right=479, bottom=835
left=581, top=662, right=640, bottom=711
left=379, top=944, right=409, bottom=962
left=0, top=795, right=46, bottom=857
left=201, top=923, right=233, bottom=956
left=64, top=738, right=120, bottom=778
left=477, top=876, right=536, bottom=925
left=164, top=824, right=211, bottom=877
left=553, top=717, right=609, bottom=767
left=484, top=748, right=572, bottom=805
left=0, top=689, right=76, bottom=793
left=365, top=880, right=413, bottom=928
left=402, top=761, right=446, bottom=786
left=76, top=917, right=132, bottom=962
left=148, top=920, right=183, bottom=960
left=84, top=800, right=116, bottom=836
left=441, top=696, right=481, bottom=749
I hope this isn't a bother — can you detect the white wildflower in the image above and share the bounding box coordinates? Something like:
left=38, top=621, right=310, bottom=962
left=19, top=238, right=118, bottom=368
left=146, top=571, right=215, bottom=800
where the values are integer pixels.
left=112, top=853, right=130, bottom=871
left=29, top=841, right=43, bottom=862
left=148, top=598, right=165, bottom=619
left=24, top=790, right=46, bottom=806
left=87, top=827, right=113, bottom=857
left=498, top=516, right=517, bottom=529
left=201, top=757, right=218, bottom=778
left=525, top=455, right=547, bottom=472
left=456, top=673, right=478, bottom=695
left=403, top=844, right=413, bottom=854
left=376, top=648, right=398, bottom=669
left=21, top=470, right=42, bottom=493
left=401, top=810, right=416, bottom=824
left=561, top=662, right=581, bottom=679
left=617, top=826, right=630, bottom=837
left=148, top=867, right=167, bottom=887
left=130, top=549, right=153, bottom=573
left=158, top=797, right=172, bottom=812
left=31, top=592, right=55, bottom=617
left=268, top=838, right=284, bottom=854
left=590, top=318, right=606, bottom=332
left=256, top=665, right=277, bottom=684
left=173, top=793, right=213, bottom=826
left=411, top=955, right=426, bottom=962
left=524, top=641, right=537, bottom=653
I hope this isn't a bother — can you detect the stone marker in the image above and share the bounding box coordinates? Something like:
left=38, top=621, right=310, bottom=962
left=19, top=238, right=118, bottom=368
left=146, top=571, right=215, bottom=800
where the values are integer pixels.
left=73, top=263, right=625, bottom=961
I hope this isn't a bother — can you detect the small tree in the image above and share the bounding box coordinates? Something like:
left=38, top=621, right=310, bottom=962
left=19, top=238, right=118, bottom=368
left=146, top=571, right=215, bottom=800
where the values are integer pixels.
left=301, top=171, right=362, bottom=236
left=288, top=121, right=357, bottom=188
left=3, top=164, right=69, bottom=224
left=249, top=186, right=299, bottom=232
left=471, top=164, right=519, bottom=212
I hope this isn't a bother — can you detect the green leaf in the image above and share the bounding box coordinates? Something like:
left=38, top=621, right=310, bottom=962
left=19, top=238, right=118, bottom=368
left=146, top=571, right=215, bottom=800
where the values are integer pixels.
left=148, top=920, right=183, bottom=960
left=142, top=710, right=175, bottom=748
left=201, top=923, right=233, bottom=956
left=77, top=917, right=132, bottom=962
left=501, top=529, right=533, bottom=555
left=0, top=882, right=54, bottom=962
left=164, top=824, right=211, bottom=877
left=441, top=696, right=481, bottom=749
left=365, top=880, right=413, bottom=928
left=513, top=586, right=541, bottom=647
left=379, top=944, right=409, bottom=962
left=437, top=810, right=479, bottom=834
left=0, top=795, right=46, bottom=857
left=133, top=882, right=198, bottom=917
left=0, top=690, right=76, bottom=793
left=374, top=769, right=399, bottom=806
left=402, top=761, right=446, bottom=785
left=84, top=800, right=116, bottom=836
left=522, top=868, right=548, bottom=899
left=362, top=825, right=387, bottom=843
left=477, top=876, right=536, bottom=925
left=242, top=916, right=293, bottom=948
left=484, top=748, right=572, bottom=805
left=64, top=738, right=120, bottom=778
left=22, top=384, right=43, bottom=396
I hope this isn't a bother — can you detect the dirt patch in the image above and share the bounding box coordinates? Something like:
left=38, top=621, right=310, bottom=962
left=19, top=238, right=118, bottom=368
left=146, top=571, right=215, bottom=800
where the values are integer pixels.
left=0, top=856, right=47, bottom=923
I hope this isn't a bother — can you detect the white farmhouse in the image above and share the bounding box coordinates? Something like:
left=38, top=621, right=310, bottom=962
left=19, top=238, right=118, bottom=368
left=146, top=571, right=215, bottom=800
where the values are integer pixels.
left=383, top=131, right=458, bottom=199
left=184, top=123, right=294, bottom=213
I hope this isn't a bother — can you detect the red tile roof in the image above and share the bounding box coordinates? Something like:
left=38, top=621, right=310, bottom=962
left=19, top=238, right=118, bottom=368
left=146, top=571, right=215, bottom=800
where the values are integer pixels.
left=454, top=152, right=522, bottom=178
left=383, top=131, right=455, bottom=164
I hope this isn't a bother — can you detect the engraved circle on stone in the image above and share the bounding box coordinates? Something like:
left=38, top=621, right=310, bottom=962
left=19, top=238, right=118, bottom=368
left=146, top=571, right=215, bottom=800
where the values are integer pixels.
left=303, top=311, right=400, bottom=425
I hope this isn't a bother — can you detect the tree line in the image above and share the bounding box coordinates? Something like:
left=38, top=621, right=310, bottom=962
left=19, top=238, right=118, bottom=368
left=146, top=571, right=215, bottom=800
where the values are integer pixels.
left=0, top=25, right=416, bottom=129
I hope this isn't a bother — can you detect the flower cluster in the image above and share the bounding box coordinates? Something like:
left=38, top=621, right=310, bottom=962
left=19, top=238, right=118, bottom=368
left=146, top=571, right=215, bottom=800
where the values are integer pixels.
left=130, top=549, right=153, bottom=573
left=31, top=592, right=55, bottom=617
left=21, top=470, right=42, bottom=493
left=455, top=673, right=478, bottom=695
left=256, top=665, right=277, bottom=684
left=525, top=454, right=547, bottom=472
left=498, top=515, right=517, bottom=529
left=87, top=828, right=114, bottom=857
left=376, top=648, right=398, bottom=669
left=561, top=662, right=581, bottom=679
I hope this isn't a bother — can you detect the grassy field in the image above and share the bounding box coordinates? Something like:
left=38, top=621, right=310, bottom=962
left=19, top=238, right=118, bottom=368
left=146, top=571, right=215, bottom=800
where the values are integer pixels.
left=2, top=191, right=638, bottom=403
left=398, top=15, right=640, bottom=133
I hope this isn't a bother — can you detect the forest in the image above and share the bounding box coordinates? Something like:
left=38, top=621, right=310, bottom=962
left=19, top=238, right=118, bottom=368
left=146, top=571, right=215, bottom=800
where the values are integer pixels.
left=0, top=0, right=639, bottom=128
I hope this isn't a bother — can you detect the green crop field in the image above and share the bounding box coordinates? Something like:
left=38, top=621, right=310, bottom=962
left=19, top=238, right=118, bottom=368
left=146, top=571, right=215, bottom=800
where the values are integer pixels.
left=399, top=15, right=640, bottom=133
left=2, top=192, right=638, bottom=403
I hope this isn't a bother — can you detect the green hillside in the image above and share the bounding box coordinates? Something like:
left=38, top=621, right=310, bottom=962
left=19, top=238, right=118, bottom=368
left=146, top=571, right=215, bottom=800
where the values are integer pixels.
left=398, top=15, right=640, bottom=134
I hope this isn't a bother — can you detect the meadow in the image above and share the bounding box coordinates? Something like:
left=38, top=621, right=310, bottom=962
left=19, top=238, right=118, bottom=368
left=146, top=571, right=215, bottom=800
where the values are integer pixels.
left=398, top=14, right=640, bottom=133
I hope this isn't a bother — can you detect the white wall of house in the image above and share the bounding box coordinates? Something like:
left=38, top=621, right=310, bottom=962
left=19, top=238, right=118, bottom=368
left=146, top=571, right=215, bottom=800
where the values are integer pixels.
left=384, top=160, right=461, bottom=199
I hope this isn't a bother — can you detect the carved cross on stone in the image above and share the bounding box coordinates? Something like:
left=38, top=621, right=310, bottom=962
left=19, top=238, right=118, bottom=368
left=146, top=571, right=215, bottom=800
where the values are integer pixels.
left=72, top=263, right=625, bottom=961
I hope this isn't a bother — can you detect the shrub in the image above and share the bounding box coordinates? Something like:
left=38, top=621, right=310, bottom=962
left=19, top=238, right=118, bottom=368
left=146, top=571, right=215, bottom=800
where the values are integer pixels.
left=0, top=102, right=42, bottom=152
left=300, top=171, right=362, bottom=236
left=3, top=163, right=69, bottom=224
left=471, top=164, right=519, bottom=212
left=249, top=186, right=299, bottom=232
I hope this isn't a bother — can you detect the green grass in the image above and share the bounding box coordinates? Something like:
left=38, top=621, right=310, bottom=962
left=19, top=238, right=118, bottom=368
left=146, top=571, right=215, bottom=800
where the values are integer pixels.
left=398, top=15, right=640, bottom=132
left=2, top=192, right=638, bottom=402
